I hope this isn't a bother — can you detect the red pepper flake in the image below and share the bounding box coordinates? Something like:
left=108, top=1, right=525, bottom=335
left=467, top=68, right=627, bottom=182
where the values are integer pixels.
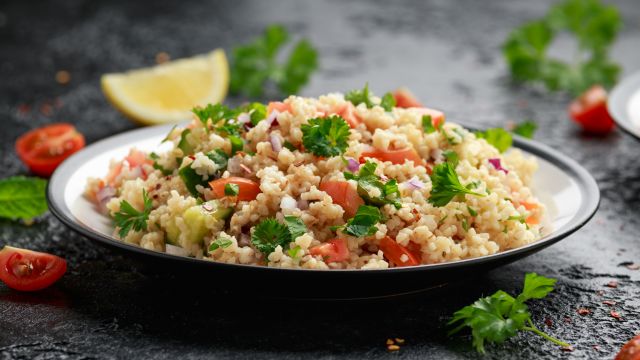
left=240, top=164, right=253, bottom=174
left=626, top=263, right=640, bottom=270
left=592, top=345, right=600, bottom=352
left=544, top=317, right=553, bottom=327
left=563, top=316, right=572, bottom=323
left=561, top=345, right=574, bottom=352
left=607, top=280, right=619, bottom=288
left=602, top=300, right=616, bottom=306
left=188, top=155, right=195, bottom=160
left=610, top=310, right=622, bottom=320
left=596, top=290, right=605, bottom=296
left=577, top=308, right=591, bottom=316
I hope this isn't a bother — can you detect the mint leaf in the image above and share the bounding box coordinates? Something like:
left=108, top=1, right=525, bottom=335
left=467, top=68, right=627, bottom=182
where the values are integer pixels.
left=0, top=176, right=48, bottom=221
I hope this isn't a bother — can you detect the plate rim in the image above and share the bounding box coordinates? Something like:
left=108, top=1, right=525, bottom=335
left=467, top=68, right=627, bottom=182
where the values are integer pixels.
left=609, top=71, right=640, bottom=140
left=47, top=123, right=600, bottom=275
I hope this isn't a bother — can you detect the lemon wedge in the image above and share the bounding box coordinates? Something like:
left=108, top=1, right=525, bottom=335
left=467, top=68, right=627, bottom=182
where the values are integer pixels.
left=101, top=49, right=229, bottom=125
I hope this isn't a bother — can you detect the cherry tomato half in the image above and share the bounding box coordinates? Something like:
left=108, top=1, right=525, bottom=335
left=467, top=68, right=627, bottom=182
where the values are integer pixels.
left=360, top=144, right=423, bottom=166
left=0, top=246, right=67, bottom=291
left=319, top=180, right=364, bottom=219
left=15, top=123, right=85, bottom=177
left=615, top=334, right=640, bottom=360
left=309, top=238, right=350, bottom=263
left=393, top=88, right=424, bottom=108
left=568, top=85, right=615, bottom=134
left=209, top=177, right=261, bottom=201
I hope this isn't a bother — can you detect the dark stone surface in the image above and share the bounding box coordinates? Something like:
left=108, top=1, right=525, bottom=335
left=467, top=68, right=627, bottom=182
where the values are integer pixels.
left=1, top=0, right=640, bottom=358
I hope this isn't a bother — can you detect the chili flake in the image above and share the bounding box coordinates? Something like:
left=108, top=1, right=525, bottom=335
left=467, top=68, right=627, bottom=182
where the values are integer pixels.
left=607, top=280, right=619, bottom=288
left=577, top=308, right=591, bottom=316
left=610, top=310, right=622, bottom=320
left=602, top=300, right=616, bottom=306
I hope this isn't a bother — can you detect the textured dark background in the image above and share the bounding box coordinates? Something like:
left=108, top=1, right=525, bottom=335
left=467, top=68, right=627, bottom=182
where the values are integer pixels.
left=1, top=0, right=640, bottom=359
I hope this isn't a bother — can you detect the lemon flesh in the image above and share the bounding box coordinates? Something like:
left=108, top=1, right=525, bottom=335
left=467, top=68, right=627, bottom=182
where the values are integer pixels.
left=101, top=49, right=229, bottom=125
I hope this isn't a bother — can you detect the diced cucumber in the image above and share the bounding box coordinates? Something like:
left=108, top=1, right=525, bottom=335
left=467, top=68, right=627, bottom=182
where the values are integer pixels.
left=165, top=200, right=233, bottom=246
left=178, top=129, right=194, bottom=155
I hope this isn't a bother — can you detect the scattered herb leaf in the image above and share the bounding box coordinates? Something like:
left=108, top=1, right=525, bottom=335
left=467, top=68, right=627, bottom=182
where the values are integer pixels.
left=284, top=215, right=307, bottom=240
left=209, top=236, right=233, bottom=252
left=0, top=176, right=48, bottom=221
left=512, top=120, right=538, bottom=139
left=345, top=83, right=395, bottom=111
left=224, top=183, right=239, bottom=196
left=476, top=128, right=513, bottom=153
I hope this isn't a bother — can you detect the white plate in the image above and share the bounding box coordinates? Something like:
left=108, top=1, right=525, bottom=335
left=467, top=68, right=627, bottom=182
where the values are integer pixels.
left=609, top=71, right=640, bottom=139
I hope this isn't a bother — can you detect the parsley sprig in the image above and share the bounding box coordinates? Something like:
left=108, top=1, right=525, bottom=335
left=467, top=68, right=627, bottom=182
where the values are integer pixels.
left=251, top=216, right=308, bottom=255
left=449, top=273, right=569, bottom=353
left=345, top=83, right=396, bottom=111
left=230, top=24, right=318, bottom=97
left=503, top=0, right=621, bottom=95
left=429, top=163, right=484, bottom=207
left=344, top=161, right=401, bottom=209
left=340, top=205, right=382, bottom=238
left=113, top=190, right=153, bottom=238
left=301, top=115, right=351, bottom=157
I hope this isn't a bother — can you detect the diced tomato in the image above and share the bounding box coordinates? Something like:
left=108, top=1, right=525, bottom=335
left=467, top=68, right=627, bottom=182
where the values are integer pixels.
left=125, top=149, right=153, bottom=168
left=309, top=238, right=350, bottom=263
left=319, top=181, right=364, bottom=218
left=267, top=101, right=291, bottom=115
left=359, top=144, right=423, bottom=166
left=0, top=246, right=67, bottom=291
left=393, top=88, right=423, bottom=108
left=412, top=107, right=446, bottom=129
left=615, top=334, right=640, bottom=360
left=518, top=201, right=540, bottom=225
left=105, top=163, right=123, bottom=186
left=15, top=123, right=85, bottom=177
left=405, top=241, right=423, bottom=260
left=334, top=103, right=362, bottom=128
left=209, top=177, right=261, bottom=201
left=379, top=236, right=420, bottom=267
left=568, top=85, right=615, bottom=134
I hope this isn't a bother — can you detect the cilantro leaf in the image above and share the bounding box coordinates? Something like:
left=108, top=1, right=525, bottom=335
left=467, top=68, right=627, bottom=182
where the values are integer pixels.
left=113, top=190, right=153, bottom=238
left=0, top=176, right=48, bottom=221
left=448, top=273, right=569, bottom=354
left=512, top=120, right=537, bottom=139
left=230, top=24, right=318, bottom=97
left=475, top=128, right=513, bottom=153
left=284, top=215, right=307, bottom=240
left=342, top=205, right=382, bottom=238
left=344, top=161, right=401, bottom=209
left=224, top=183, right=239, bottom=196
left=208, top=236, right=233, bottom=252
left=301, top=115, right=350, bottom=157
left=429, top=162, right=484, bottom=207
left=251, top=218, right=292, bottom=255
left=345, top=83, right=395, bottom=111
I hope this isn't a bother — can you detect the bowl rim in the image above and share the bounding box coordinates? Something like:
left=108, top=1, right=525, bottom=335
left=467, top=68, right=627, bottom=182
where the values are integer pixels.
left=609, top=71, right=640, bottom=140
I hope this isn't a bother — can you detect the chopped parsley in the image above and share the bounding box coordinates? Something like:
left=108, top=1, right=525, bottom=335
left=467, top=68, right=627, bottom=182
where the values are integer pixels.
left=301, top=115, right=350, bottom=157
left=442, top=149, right=459, bottom=168
left=179, top=150, right=229, bottom=197
left=192, top=103, right=240, bottom=133
left=512, top=120, right=537, bottom=139
left=475, top=128, right=513, bottom=153
left=228, top=135, right=244, bottom=155
left=429, top=162, right=484, bottom=207
left=422, top=115, right=440, bottom=134
left=224, top=183, right=239, bottom=196
left=287, top=246, right=302, bottom=259
left=341, top=205, right=382, bottom=238
left=242, top=102, right=267, bottom=125
left=177, top=129, right=194, bottom=155
left=344, top=161, right=401, bottom=209
left=449, top=273, right=569, bottom=353
left=0, top=176, right=48, bottom=221
left=345, top=83, right=395, bottom=111
left=467, top=206, right=478, bottom=217
left=284, top=215, right=307, bottom=240
left=113, top=190, right=153, bottom=238
left=149, top=152, right=172, bottom=175
left=208, top=236, right=233, bottom=252
left=251, top=218, right=293, bottom=255
left=230, top=24, right=318, bottom=97
left=283, top=140, right=297, bottom=152
left=507, top=214, right=526, bottom=223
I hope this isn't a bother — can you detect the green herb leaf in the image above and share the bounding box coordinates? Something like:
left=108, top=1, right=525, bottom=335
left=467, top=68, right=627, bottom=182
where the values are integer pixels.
left=224, top=183, right=239, bottom=196
left=517, top=273, right=557, bottom=302
left=208, top=236, right=233, bottom=252
left=242, top=102, right=267, bottom=125
left=422, top=115, right=438, bottom=134
left=345, top=83, right=395, bottom=111
left=344, top=161, right=401, bottom=209
left=429, top=162, right=484, bottom=207
left=192, top=103, right=240, bottom=132
left=150, top=152, right=172, bottom=175
left=113, top=190, right=153, bottom=238
left=475, top=128, right=513, bottom=153
left=179, top=150, right=229, bottom=197
left=251, top=218, right=293, bottom=255
left=229, top=135, right=244, bottom=155
left=161, top=125, right=177, bottom=143
left=342, top=205, right=382, bottom=238
left=0, top=176, right=48, bottom=221
left=284, top=215, right=307, bottom=240
left=301, top=115, right=350, bottom=157
left=443, top=150, right=459, bottom=168
left=177, top=129, right=194, bottom=156
left=467, top=206, right=478, bottom=217
left=230, top=24, right=318, bottom=97
left=287, top=246, right=302, bottom=258
left=283, top=140, right=297, bottom=152
left=379, top=92, right=396, bottom=111
left=512, top=121, right=537, bottom=139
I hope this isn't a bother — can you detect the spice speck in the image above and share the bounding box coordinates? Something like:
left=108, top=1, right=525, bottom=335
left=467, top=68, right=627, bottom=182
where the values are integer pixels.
left=577, top=308, right=591, bottom=316
left=610, top=310, right=622, bottom=320
left=606, top=280, right=619, bottom=288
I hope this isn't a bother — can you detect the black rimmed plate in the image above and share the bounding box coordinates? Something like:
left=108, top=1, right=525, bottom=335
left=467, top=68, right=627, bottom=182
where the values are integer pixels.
left=609, top=71, right=640, bottom=140
left=47, top=124, right=600, bottom=299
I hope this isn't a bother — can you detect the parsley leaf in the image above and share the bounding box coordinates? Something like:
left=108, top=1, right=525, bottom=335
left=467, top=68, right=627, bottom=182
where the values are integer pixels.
left=224, top=183, right=239, bottom=196
left=0, top=176, right=48, bottom=221
left=251, top=218, right=293, bottom=255
left=475, top=128, right=513, bottom=153
left=113, top=190, right=153, bottom=238
left=344, top=161, right=401, bottom=209
left=503, top=0, right=621, bottom=95
left=230, top=24, right=318, bottom=97
left=342, top=205, right=382, bottom=238
left=512, top=120, right=537, bottom=139
left=208, top=236, right=233, bottom=252
left=284, top=215, right=307, bottom=240
left=422, top=115, right=439, bottom=134
left=177, top=129, right=194, bottom=156
left=345, top=83, right=396, bottom=111
left=150, top=152, right=172, bottom=175
left=242, top=102, right=267, bottom=125
left=179, top=150, right=229, bottom=197
left=429, top=162, right=484, bottom=207
left=301, top=115, right=350, bottom=157
left=192, top=103, right=240, bottom=133
left=448, top=273, right=569, bottom=353
left=442, top=149, right=459, bottom=168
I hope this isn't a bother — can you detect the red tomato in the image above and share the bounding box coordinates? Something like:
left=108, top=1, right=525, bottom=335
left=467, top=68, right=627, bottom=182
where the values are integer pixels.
left=393, top=88, right=423, bottom=108
left=615, top=334, right=640, bottom=360
left=209, top=177, right=261, bottom=201
left=568, top=85, right=615, bottom=134
left=379, top=236, right=420, bottom=267
left=319, top=181, right=364, bottom=218
left=0, top=246, right=67, bottom=291
left=360, top=144, right=423, bottom=166
left=267, top=101, right=291, bottom=115
left=15, top=123, right=85, bottom=177
left=309, top=238, right=350, bottom=263
left=334, top=103, right=362, bottom=128
left=412, top=107, right=445, bottom=129
left=125, top=149, right=152, bottom=168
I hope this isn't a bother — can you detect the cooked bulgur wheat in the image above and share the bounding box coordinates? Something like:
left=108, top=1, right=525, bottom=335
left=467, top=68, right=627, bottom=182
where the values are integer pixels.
left=86, top=93, right=546, bottom=269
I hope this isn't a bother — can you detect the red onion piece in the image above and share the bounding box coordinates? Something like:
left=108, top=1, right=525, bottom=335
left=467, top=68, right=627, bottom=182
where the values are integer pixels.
left=297, top=198, right=309, bottom=210
left=406, top=176, right=425, bottom=190
left=346, top=158, right=360, bottom=172
left=488, top=158, right=509, bottom=173
left=238, top=233, right=251, bottom=247
left=265, top=110, right=279, bottom=127
left=270, top=134, right=282, bottom=153
left=237, top=113, right=250, bottom=125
